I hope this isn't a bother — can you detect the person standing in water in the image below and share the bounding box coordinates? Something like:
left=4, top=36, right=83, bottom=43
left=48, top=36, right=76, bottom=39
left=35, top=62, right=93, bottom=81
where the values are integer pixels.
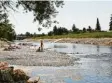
left=40, top=40, right=44, bottom=51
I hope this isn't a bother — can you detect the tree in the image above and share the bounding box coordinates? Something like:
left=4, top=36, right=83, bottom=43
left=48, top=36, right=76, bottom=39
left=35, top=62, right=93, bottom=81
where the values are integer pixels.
left=48, top=31, right=53, bottom=36
left=0, top=10, right=16, bottom=41
left=72, top=24, right=76, bottom=32
left=25, top=32, right=31, bottom=37
left=109, top=14, right=112, bottom=31
left=61, top=27, right=68, bottom=34
left=53, top=27, right=68, bottom=35
left=33, top=32, right=37, bottom=37
left=87, top=26, right=92, bottom=32
left=72, top=24, right=79, bottom=33
left=57, top=27, right=62, bottom=35
left=83, top=27, right=86, bottom=32
left=95, top=18, right=101, bottom=31
left=53, top=25, right=58, bottom=35
left=42, top=33, right=45, bottom=36
left=0, top=1, right=64, bottom=27
left=0, top=23, right=16, bottom=41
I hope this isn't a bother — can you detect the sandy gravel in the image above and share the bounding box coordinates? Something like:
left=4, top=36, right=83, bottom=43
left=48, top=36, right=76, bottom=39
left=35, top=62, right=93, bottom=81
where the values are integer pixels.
left=0, top=46, right=76, bottom=66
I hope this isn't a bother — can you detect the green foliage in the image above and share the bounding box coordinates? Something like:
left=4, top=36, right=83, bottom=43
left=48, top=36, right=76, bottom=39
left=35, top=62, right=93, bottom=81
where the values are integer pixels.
left=0, top=23, right=16, bottom=41
left=83, top=27, right=86, bottom=32
left=0, top=11, right=16, bottom=41
left=0, top=1, right=64, bottom=27
left=87, top=26, right=92, bottom=32
left=109, top=14, right=112, bottom=31
left=49, top=26, right=68, bottom=35
left=25, top=32, right=31, bottom=37
left=95, top=18, right=101, bottom=31
left=53, top=25, right=58, bottom=35
left=57, top=27, right=68, bottom=35
left=72, top=24, right=79, bottom=33
left=48, top=31, right=53, bottom=36
left=33, top=31, right=112, bottom=39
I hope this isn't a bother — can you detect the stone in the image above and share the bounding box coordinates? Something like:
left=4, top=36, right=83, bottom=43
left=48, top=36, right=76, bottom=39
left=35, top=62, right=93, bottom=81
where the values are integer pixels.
left=0, top=62, right=30, bottom=83
left=27, top=77, right=40, bottom=83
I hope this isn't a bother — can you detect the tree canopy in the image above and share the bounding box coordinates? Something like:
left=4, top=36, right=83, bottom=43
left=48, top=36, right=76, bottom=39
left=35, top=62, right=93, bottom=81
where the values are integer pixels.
left=0, top=0, right=64, bottom=27
left=0, top=14, right=16, bottom=41
left=0, top=0, right=64, bottom=41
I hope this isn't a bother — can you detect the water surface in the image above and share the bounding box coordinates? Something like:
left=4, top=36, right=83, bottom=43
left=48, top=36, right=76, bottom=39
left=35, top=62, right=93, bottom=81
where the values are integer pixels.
left=15, top=41, right=112, bottom=83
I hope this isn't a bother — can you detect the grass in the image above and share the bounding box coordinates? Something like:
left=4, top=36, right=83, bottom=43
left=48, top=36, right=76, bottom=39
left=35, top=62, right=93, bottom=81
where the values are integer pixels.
left=31, top=31, right=112, bottom=39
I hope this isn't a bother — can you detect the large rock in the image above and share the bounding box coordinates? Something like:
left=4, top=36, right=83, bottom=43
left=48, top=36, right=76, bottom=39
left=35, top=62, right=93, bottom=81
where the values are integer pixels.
left=13, top=69, right=29, bottom=82
left=0, top=67, right=14, bottom=83
left=0, top=62, right=30, bottom=83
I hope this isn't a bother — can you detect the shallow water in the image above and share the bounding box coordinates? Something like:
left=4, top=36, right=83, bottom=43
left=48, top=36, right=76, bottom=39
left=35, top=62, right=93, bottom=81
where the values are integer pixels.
left=47, top=43, right=112, bottom=54
left=15, top=41, right=112, bottom=83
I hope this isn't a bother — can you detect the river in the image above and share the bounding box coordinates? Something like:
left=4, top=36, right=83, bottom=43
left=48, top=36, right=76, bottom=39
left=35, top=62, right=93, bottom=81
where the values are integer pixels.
left=14, top=41, right=112, bottom=83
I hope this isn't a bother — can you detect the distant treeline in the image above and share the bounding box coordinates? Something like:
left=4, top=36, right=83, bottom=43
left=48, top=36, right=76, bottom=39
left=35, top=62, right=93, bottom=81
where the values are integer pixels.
left=17, top=16, right=112, bottom=38
left=1, top=1, right=112, bottom=41
left=17, top=32, right=46, bottom=38
left=3, top=15, right=112, bottom=40
left=47, top=16, right=112, bottom=36
left=47, top=18, right=105, bottom=36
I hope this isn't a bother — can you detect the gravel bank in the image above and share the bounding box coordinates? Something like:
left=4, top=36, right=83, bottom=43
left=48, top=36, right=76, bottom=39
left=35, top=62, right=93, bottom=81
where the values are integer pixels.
left=0, top=46, right=76, bottom=66
left=44, top=38, right=112, bottom=46
left=24, top=38, right=112, bottom=46
left=55, top=38, right=112, bottom=46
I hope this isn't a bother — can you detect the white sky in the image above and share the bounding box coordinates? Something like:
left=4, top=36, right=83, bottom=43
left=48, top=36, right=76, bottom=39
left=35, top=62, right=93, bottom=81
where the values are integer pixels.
left=8, top=1, right=112, bottom=34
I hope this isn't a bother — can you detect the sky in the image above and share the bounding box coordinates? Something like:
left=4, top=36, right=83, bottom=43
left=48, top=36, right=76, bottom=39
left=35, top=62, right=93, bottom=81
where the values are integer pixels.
left=8, top=1, right=112, bottom=34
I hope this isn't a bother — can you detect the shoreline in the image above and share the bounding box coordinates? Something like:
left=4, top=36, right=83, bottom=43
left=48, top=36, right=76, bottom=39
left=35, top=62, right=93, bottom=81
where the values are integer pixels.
left=24, top=38, right=112, bottom=46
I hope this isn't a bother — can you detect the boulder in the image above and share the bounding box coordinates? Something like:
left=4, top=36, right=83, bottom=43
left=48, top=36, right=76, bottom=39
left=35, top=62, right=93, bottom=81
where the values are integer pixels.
left=0, top=62, right=30, bottom=83
left=0, top=66, right=14, bottom=83
left=13, top=69, right=29, bottom=82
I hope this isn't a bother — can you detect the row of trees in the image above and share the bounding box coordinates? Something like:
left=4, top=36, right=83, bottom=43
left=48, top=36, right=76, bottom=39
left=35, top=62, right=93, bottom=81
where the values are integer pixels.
left=72, top=18, right=101, bottom=33
left=17, top=32, right=46, bottom=38
left=48, top=26, right=68, bottom=36
left=48, top=14, right=112, bottom=36
left=72, top=15, right=112, bottom=32
left=17, top=15, right=112, bottom=38
left=47, top=18, right=102, bottom=36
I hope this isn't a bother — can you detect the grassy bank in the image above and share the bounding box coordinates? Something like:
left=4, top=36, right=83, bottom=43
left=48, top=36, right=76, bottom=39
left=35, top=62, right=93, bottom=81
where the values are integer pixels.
left=31, top=32, right=112, bottom=39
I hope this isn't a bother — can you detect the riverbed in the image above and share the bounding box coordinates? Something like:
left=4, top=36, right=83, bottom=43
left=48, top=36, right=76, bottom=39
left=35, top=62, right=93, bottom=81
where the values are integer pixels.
left=1, top=41, right=112, bottom=83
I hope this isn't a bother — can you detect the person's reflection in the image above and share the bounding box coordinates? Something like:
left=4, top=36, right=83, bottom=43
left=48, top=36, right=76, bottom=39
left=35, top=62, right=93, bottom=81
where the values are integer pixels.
left=97, top=45, right=100, bottom=53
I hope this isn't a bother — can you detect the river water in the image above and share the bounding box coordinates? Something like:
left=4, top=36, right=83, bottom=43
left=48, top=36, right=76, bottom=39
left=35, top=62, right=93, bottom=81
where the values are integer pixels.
left=15, top=41, right=112, bottom=83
